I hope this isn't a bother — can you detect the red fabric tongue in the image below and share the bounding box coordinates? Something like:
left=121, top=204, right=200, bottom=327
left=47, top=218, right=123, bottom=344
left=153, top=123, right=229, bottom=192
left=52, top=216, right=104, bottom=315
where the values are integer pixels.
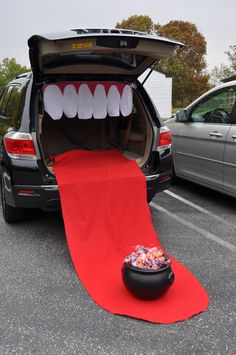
left=53, top=149, right=209, bottom=323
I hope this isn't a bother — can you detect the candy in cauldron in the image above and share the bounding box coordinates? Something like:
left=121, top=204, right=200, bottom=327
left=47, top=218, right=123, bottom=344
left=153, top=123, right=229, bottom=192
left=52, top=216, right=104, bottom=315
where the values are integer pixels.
left=121, top=246, right=175, bottom=300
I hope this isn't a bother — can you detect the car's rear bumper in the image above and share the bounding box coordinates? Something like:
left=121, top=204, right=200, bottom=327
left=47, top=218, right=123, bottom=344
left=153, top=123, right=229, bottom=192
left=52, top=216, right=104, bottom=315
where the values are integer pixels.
left=6, top=183, right=61, bottom=211
left=5, top=172, right=171, bottom=210
left=146, top=172, right=171, bottom=201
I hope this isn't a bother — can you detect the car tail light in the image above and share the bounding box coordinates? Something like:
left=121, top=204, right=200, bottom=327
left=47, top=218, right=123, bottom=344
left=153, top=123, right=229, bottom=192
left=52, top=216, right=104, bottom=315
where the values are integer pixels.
left=3, top=132, right=36, bottom=160
left=157, top=125, right=172, bottom=151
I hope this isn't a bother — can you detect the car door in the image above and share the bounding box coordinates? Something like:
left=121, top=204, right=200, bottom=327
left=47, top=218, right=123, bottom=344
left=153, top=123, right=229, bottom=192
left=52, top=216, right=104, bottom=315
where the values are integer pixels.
left=223, top=96, right=236, bottom=195
left=174, top=86, right=236, bottom=189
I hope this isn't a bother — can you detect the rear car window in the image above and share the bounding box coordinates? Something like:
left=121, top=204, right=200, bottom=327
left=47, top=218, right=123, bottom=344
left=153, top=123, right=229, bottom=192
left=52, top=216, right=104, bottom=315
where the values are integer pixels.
left=0, top=84, right=27, bottom=132
left=43, top=51, right=145, bottom=71
left=0, top=86, right=14, bottom=116
left=6, top=86, right=24, bottom=127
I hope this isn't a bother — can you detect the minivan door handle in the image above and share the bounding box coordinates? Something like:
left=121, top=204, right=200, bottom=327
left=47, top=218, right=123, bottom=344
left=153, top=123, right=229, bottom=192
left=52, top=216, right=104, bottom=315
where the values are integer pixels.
left=232, top=135, right=236, bottom=140
left=209, top=131, right=223, bottom=138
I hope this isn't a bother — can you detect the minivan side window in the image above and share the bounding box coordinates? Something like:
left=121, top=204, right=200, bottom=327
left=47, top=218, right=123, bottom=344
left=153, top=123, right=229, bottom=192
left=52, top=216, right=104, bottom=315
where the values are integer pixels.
left=190, top=86, right=236, bottom=124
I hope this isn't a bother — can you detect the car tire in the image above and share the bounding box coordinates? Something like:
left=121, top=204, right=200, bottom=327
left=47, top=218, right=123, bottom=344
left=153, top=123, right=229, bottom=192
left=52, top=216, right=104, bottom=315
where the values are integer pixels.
left=171, top=163, right=178, bottom=184
left=1, top=177, right=29, bottom=223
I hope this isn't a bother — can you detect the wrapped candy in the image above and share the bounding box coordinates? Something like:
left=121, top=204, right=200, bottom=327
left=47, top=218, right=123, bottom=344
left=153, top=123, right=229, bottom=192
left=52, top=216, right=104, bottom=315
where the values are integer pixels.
left=124, top=245, right=171, bottom=270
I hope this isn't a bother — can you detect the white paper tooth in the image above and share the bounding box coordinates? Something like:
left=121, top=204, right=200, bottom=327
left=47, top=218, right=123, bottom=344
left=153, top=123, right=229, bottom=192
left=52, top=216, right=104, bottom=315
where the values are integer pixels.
left=93, top=84, right=107, bottom=119
left=77, top=84, right=93, bottom=119
left=107, top=85, right=120, bottom=117
left=43, top=85, right=63, bottom=120
left=63, top=84, right=77, bottom=118
left=120, top=85, right=133, bottom=117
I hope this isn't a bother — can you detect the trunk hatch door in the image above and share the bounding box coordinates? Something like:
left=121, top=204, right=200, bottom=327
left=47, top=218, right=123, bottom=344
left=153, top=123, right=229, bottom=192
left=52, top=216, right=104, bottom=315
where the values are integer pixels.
left=28, top=29, right=182, bottom=81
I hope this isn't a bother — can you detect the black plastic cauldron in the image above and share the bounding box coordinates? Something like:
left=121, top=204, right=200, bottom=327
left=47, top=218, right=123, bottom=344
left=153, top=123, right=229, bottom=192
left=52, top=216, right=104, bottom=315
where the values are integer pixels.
left=122, top=260, right=175, bottom=300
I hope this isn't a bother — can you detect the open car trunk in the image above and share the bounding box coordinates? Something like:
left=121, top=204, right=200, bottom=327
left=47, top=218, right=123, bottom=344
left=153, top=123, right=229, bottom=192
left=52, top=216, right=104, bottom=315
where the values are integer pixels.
left=38, top=81, right=154, bottom=172
left=29, top=29, right=182, bottom=173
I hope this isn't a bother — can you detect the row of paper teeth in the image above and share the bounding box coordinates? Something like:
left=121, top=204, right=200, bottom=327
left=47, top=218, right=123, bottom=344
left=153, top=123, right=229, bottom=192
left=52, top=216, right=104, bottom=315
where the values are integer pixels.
left=43, top=84, right=133, bottom=120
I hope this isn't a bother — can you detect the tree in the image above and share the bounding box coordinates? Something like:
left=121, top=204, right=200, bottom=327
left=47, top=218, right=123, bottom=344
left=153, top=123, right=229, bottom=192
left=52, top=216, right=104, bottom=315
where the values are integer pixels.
left=116, top=16, right=211, bottom=107
left=0, top=58, right=30, bottom=93
left=155, top=21, right=210, bottom=107
left=116, top=15, right=155, bottom=34
left=210, top=45, right=236, bottom=85
left=226, top=45, right=236, bottom=71
left=210, top=65, right=233, bottom=86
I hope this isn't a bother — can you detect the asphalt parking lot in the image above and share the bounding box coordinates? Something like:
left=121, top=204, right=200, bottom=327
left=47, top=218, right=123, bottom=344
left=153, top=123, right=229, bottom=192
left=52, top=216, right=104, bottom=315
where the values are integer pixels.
left=0, top=179, right=235, bottom=355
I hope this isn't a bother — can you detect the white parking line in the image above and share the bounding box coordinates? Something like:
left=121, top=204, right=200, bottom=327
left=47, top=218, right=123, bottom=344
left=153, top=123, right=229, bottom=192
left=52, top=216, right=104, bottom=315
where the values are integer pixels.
left=150, top=201, right=236, bottom=253
left=164, top=190, right=236, bottom=230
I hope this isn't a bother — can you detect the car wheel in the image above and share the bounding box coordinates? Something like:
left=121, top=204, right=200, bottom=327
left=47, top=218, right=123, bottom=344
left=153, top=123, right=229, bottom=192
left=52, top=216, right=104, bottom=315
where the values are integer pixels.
left=1, top=176, right=29, bottom=223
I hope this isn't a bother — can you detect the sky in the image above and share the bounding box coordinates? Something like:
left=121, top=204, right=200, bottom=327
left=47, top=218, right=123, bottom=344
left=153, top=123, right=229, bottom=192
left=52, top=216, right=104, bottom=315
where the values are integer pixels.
left=0, top=0, right=235, bottom=72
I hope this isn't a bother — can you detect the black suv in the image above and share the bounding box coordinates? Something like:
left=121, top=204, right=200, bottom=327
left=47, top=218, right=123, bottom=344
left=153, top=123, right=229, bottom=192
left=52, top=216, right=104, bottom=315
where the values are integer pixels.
left=0, top=28, right=180, bottom=223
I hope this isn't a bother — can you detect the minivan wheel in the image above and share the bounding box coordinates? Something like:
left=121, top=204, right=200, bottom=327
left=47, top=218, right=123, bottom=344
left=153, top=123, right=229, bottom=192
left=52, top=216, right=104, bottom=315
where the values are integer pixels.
left=171, top=163, right=177, bottom=184
left=0, top=177, right=29, bottom=223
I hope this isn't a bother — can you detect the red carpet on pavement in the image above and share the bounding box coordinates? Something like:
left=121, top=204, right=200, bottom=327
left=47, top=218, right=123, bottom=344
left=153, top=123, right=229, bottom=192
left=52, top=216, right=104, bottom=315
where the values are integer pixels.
left=53, top=149, right=209, bottom=323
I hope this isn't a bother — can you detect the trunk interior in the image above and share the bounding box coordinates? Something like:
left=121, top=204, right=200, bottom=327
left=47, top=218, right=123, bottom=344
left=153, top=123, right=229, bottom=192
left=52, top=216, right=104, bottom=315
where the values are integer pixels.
left=38, top=83, right=154, bottom=172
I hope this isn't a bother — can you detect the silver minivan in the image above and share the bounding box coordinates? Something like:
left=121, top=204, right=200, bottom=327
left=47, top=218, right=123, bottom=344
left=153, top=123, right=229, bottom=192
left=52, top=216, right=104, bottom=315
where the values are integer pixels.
left=167, top=80, right=236, bottom=197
